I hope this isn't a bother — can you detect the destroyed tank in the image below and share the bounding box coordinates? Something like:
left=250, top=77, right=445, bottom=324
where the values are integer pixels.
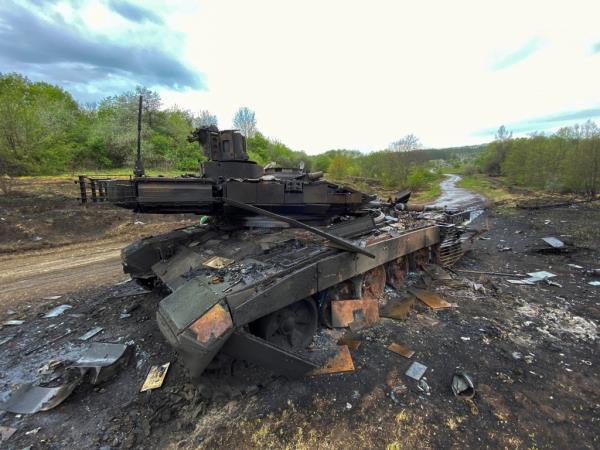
left=99, top=126, right=476, bottom=378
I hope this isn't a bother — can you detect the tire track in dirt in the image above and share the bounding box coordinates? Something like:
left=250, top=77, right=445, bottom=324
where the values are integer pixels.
left=0, top=239, right=131, bottom=307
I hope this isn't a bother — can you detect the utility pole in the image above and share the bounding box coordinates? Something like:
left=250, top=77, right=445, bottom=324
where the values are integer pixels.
left=134, top=95, right=145, bottom=177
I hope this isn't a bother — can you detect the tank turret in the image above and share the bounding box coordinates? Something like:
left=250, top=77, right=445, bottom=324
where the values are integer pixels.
left=105, top=126, right=373, bottom=223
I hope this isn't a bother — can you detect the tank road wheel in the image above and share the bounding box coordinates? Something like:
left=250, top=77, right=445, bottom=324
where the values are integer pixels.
left=386, top=256, right=408, bottom=290
left=253, top=298, right=318, bottom=349
left=362, top=266, right=386, bottom=300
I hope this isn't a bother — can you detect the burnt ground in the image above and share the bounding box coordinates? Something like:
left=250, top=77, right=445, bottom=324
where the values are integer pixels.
left=0, top=181, right=599, bottom=449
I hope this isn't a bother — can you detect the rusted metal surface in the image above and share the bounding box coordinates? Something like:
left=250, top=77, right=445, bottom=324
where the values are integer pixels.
left=337, top=335, right=361, bottom=350
left=387, top=342, right=415, bottom=358
left=189, top=303, right=233, bottom=344
left=411, top=289, right=451, bottom=309
left=386, top=256, right=407, bottom=290
left=362, top=265, right=386, bottom=299
left=331, top=298, right=379, bottom=328
left=311, top=345, right=355, bottom=375
left=381, top=296, right=415, bottom=320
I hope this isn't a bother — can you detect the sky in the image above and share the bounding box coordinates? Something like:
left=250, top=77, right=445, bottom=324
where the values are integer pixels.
left=1, top=0, right=600, bottom=153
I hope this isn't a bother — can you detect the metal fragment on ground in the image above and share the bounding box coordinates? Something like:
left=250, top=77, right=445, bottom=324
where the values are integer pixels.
left=451, top=372, right=475, bottom=399
left=202, top=255, right=234, bottom=269
left=311, top=345, right=355, bottom=375
left=411, top=289, right=451, bottom=309
left=337, top=335, right=361, bottom=350
left=507, top=279, right=535, bottom=285
left=526, top=271, right=556, bottom=280
left=74, top=342, right=133, bottom=384
left=331, top=298, right=379, bottom=327
left=405, top=361, right=427, bottom=380
left=0, top=425, right=17, bottom=442
left=542, top=237, right=565, bottom=249
left=2, top=320, right=24, bottom=326
left=381, top=297, right=415, bottom=320
left=0, top=336, right=14, bottom=345
left=0, top=379, right=80, bottom=414
left=43, top=304, right=72, bottom=318
left=78, top=326, right=103, bottom=341
left=589, top=281, right=600, bottom=286
left=387, top=342, right=415, bottom=358
left=141, top=362, right=170, bottom=392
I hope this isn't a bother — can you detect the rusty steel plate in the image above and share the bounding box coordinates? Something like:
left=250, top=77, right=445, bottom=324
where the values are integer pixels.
left=311, top=345, right=355, bottom=375
left=412, top=289, right=451, bottom=309
left=331, top=298, right=379, bottom=328
left=387, top=342, right=415, bottom=359
left=381, top=296, right=415, bottom=320
left=189, top=303, right=233, bottom=344
left=337, top=335, right=362, bottom=350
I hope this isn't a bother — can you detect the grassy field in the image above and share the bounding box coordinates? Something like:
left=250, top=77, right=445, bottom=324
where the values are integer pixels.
left=455, top=173, right=518, bottom=203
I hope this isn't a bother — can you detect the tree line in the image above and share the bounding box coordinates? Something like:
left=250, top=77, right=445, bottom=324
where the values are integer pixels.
left=1, top=72, right=478, bottom=194
left=0, top=73, right=265, bottom=175
left=476, top=123, right=600, bottom=196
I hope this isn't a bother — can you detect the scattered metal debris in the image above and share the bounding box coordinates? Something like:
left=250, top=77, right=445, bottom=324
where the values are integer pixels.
left=589, top=281, right=600, bottom=286
left=542, top=237, right=565, bottom=249
left=202, top=256, right=234, bottom=269
left=417, top=378, right=431, bottom=395
left=527, top=271, right=556, bottom=280
left=387, top=342, right=415, bottom=358
left=0, top=335, right=14, bottom=345
left=0, top=379, right=80, bottom=414
left=23, top=329, right=75, bottom=356
left=78, top=326, right=103, bottom=341
left=74, top=342, right=133, bottom=384
left=141, top=362, right=170, bottom=392
left=311, top=346, right=355, bottom=375
left=0, top=425, right=17, bottom=442
left=507, top=279, right=535, bottom=285
left=337, top=335, right=361, bottom=350
left=405, top=361, right=428, bottom=380
left=451, top=372, right=475, bottom=399
left=381, top=297, right=415, bottom=320
left=44, top=304, right=72, bottom=318
left=43, top=295, right=62, bottom=301
left=1, top=342, right=133, bottom=414
left=411, top=289, right=451, bottom=309
left=2, top=319, right=24, bottom=326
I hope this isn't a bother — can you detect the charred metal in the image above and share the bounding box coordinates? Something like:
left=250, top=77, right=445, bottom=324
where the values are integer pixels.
left=88, top=125, right=484, bottom=379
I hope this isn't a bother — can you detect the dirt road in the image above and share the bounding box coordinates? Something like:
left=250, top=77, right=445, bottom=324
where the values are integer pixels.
left=429, top=174, right=486, bottom=209
left=0, top=239, right=128, bottom=308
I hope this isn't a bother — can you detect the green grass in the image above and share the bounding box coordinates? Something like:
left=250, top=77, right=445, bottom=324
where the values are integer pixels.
left=410, top=178, right=442, bottom=203
left=455, top=174, right=516, bottom=203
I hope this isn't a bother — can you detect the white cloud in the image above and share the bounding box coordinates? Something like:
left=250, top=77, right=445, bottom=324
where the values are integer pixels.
left=18, top=0, right=600, bottom=152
